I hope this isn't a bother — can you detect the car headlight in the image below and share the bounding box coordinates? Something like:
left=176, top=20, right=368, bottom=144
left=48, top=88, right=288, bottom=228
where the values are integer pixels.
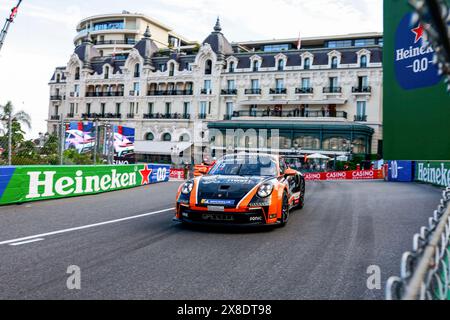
left=257, top=183, right=274, bottom=198
left=181, top=180, right=194, bottom=195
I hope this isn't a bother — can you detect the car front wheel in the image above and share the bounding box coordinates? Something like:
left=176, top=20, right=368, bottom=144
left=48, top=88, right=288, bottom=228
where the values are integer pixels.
left=279, top=193, right=290, bottom=227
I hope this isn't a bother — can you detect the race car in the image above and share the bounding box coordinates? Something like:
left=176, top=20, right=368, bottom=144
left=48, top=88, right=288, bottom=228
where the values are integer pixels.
left=174, top=153, right=306, bottom=227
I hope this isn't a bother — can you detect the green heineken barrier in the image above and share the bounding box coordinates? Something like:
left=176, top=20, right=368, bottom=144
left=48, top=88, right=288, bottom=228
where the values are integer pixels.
left=415, top=161, right=450, bottom=188
left=0, top=164, right=170, bottom=206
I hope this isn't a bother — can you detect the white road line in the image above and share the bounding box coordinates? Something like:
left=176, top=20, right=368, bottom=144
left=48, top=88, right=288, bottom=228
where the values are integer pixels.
left=0, top=208, right=175, bottom=246
left=9, top=238, right=45, bottom=246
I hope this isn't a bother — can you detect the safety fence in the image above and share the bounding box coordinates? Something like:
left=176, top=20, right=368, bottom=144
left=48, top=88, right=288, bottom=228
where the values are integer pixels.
left=0, top=164, right=170, bottom=206
left=386, top=187, right=450, bottom=300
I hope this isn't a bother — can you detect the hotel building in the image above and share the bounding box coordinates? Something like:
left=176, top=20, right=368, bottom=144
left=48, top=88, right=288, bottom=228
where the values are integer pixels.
left=48, top=12, right=383, bottom=163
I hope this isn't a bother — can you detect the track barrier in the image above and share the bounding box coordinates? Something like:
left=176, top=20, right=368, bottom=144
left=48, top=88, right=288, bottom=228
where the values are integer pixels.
left=0, top=164, right=170, bottom=206
left=386, top=187, right=450, bottom=300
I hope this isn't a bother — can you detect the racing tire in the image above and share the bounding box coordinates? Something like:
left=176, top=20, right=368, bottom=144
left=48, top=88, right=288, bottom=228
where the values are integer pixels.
left=297, top=180, right=306, bottom=210
left=279, top=192, right=290, bottom=228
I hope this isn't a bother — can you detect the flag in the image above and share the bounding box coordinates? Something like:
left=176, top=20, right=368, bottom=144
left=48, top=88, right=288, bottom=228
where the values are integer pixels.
left=296, top=32, right=302, bottom=50
left=9, top=6, right=19, bottom=21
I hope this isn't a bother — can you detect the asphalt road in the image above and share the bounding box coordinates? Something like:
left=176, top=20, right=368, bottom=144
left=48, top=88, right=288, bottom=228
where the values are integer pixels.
left=0, top=180, right=443, bottom=300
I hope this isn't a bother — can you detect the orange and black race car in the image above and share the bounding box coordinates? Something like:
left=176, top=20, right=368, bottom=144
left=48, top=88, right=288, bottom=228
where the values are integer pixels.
left=174, top=153, right=306, bottom=227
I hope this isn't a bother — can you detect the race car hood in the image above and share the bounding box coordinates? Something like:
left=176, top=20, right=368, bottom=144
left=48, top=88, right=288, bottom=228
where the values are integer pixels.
left=196, top=175, right=269, bottom=207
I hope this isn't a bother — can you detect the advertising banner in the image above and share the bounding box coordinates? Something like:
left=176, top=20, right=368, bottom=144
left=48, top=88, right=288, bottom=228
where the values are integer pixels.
left=383, top=0, right=450, bottom=160
left=304, top=170, right=384, bottom=181
left=0, top=164, right=170, bottom=206
left=64, top=122, right=96, bottom=154
left=170, top=169, right=186, bottom=180
left=113, top=125, right=136, bottom=164
left=415, top=161, right=450, bottom=188
left=387, top=161, right=415, bottom=182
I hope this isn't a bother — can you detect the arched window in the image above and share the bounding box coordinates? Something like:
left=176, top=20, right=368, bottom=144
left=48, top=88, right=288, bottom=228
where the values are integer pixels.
left=229, top=61, right=235, bottom=73
left=304, top=58, right=310, bottom=70
left=145, top=132, right=155, bottom=141
left=331, top=57, right=338, bottom=69
left=360, top=55, right=367, bottom=68
left=134, top=63, right=140, bottom=77
left=179, top=134, right=190, bottom=142
left=205, top=60, right=212, bottom=75
left=75, top=67, right=80, bottom=80
left=162, top=133, right=172, bottom=142
left=104, top=66, right=109, bottom=79
left=253, top=60, right=259, bottom=72
left=278, top=59, right=285, bottom=71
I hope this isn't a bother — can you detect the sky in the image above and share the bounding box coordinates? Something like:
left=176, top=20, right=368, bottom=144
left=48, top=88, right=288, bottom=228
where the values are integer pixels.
left=0, top=0, right=383, bottom=138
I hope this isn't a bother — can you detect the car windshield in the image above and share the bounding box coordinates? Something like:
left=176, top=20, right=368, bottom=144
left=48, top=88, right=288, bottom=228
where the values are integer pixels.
left=209, top=155, right=278, bottom=177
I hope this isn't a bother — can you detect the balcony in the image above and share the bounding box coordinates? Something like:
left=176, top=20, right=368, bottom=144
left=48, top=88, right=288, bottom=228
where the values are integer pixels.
left=85, top=92, right=124, bottom=98
left=270, top=88, right=287, bottom=95
left=66, top=113, right=75, bottom=118
left=127, top=113, right=135, bottom=119
left=82, top=113, right=121, bottom=119
left=323, top=87, right=342, bottom=94
left=201, top=89, right=213, bottom=95
left=147, top=90, right=193, bottom=96
left=221, top=89, right=238, bottom=95
left=94, top=40, right=137, bottom=46
left=198, top=114, right=207, bottom=120
left=143, top=113, right=191, bottom=120
left=230, top=110, right=348, bottom=119
left=50, top=115, right=60, bottom=120
left=70, top=92, right=80, bottom=98
left=354, top=115, right=368, bottom=122
left=295, top=87, right=314, bottom=94
left=129, top=91, right=140, bottom=96
left=352, top=86, right=372, bottom=93
left=245, top=89, right=262, bottom=95
left=50, top=95, right=63, bottom=101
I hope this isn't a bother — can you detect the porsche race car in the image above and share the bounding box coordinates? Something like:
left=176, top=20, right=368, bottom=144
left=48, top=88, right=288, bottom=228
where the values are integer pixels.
left=174, top=153, right=306, bottom=227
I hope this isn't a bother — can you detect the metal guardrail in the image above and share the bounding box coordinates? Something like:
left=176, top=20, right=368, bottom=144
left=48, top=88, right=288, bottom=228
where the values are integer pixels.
left=386, top=187, right=450, bottom=300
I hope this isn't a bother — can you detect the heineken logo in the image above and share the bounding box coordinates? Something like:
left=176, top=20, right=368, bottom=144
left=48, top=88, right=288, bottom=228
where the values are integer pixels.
left=26, top=169, right=138, bottom=199
left=417, top=162, right=450, bottom=187
left=394, top=13, right=441, bottom=90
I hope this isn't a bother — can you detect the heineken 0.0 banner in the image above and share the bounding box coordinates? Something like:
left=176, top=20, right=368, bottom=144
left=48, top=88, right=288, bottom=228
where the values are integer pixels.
left=0, top=164, right=170, bottom=206
left=383, top=0, right=450, bottom=160
left=415, top=161, right=450, bottom=188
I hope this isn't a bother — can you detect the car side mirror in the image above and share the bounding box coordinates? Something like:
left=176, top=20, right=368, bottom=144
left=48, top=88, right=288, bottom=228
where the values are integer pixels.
left=284, top=168, right=297, bottom=177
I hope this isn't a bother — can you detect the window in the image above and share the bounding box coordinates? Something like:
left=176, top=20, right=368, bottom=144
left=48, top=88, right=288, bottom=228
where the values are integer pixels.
left=253, top=60, right=259, bottom=72
left=100, top=103, right=106, bottom=116
left=129, top=102, right=135, bottom=115
left=169, top=63, right=175, bottom=77
left=69, top=103, right=75, bottom=115
left=133, top=82, right=140, bottom=95
left=354, top=38, right=376, bottom=47
left=360, top=55, right=368, bottom=68
left=331, top=57, right=338, bottom=69
left=183, top=102, right=190, bottom=116
left=263, top=44, right=290, bottom=52
left=159, top=64, right=166, bottom=72
left=56, top=74, right=61, bottom=83
left=115, top=103, right=121, bottom=115
left=145, top=132, right=154, bottom=141
left=104, top=66, right=109, bottom=79
left=180, top=134, right=190, bottom=142
left=204, top=80, right=212, bottom=94
left=358, top=76, right=368, bottom=89
left=304, top=58, right=310, bottom=70
left=276, top=79, right=284, bottom=89
left=75, top=67, right=80, bottom=80
left=86, top=103, right=91, bottom=114
left=278, top=59, right=285, bottom=71
left=251, top=79, right=260, bottom=89
left=134, top=64, right=140, bottom=77
left=205, top=60, right=212, bottom=75
left=200, top=102, right=207, bottom=116
left=227, top=80, right=235, bottom=90
left=229, top=61, right=235, bottom=73
left=226, top=102, right=234, bottom=117
left=301, top=78, right=310, bottom=89
left=357, top=101, right=367, bottom=116
left=148, top=103, right=154, bottom=115
left=162, top=133, right=172, bottom=142
left=74, top=85, right=80, bottom=95
left=329, top=77, right=338, bottom=88
left=165, top=102, right=171, bottom=115
left=327, top=40, right=352, bottom=48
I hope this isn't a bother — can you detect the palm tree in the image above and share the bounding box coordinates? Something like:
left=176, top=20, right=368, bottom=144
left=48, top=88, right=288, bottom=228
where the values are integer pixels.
left=0, top=101, right=31, bottom=130
left=0, top=101, right=32, bottom=164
